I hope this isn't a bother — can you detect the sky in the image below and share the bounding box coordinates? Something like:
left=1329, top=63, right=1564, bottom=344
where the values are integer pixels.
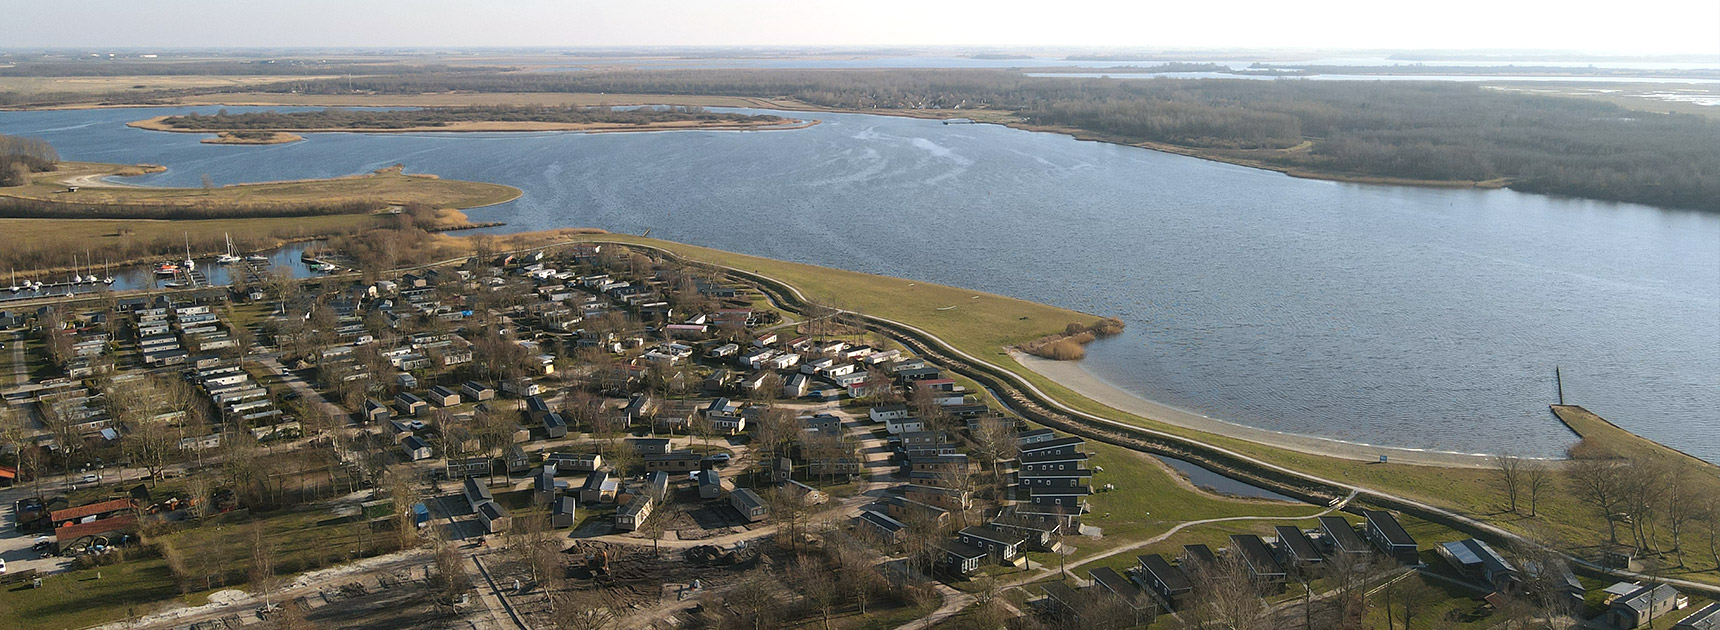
left=5, top=0, right=1718, bottom=56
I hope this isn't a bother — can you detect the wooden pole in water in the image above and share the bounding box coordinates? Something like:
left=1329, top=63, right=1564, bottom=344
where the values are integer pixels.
left=1555, top=366, right=1565, bottom=405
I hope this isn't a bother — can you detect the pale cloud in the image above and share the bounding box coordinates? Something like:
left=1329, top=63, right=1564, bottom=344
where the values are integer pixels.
left=5, top=0, right=1716, bottom=56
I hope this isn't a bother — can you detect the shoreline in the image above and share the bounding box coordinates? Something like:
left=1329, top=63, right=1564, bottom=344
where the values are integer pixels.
left=10, top=95, right=1502, bottom=192
left=126, top=114, right=818, bottom=136
left=1009, top=350, right=1510, bottom=468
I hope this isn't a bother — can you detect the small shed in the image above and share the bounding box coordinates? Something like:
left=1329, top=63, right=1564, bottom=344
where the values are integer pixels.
left=401, top=435, right=432, bottom=461
left=551, top=496, right=578, bottom=529
left=475, top=501, right=510, bottom=534
left=543, top=412, right=568, bottom=438
left=699, top=469, right=723, bottom=499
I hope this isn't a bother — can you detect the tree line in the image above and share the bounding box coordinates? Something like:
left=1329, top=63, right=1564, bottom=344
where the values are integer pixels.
left=0, top=195, right=383, bottom=220
left=235, top=69, right=1720, bottom=210
left=157, top=105, right=784, bottom=130
left=0, top=60, right=510, bottom=77
left=0, top=133, right=59, bottom=186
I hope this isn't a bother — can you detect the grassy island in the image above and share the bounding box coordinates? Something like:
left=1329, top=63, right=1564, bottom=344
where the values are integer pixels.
left=0, top=160, right=519, bottom=274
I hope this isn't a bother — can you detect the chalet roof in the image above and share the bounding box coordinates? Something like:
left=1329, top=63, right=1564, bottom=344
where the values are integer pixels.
left=1138, top=553, right=1192, bottom=592
left=1275, top=525, right=1321, bottom=560
left=1040, top=581, right=1083, bottom=606
left=1018, top=450, right=1087, bottom=464
left=939, top=540, right=988, bottom=560
left=731, top=488, right=766, bottom=510
left=1231, top=534, right=1286, bottom=576
left=959, top=525, right=1025, bottom=546
left=55, top=514, right=137, bottom=540
left=553, top=496, right=577, bottom=516
left=50, top=498, right=134, bottom=523
left=619, top=496, right=652, bottom=517
left=1615, top=583, right=1680, bottom=614
left=1183, top=544, right=1218, bottom=567
left=1678, top=602, right=1720, bottom=630
left=1090, top=566, right=1153, bottom=609
left=1017, top=468, right=1092, bottom=478
left=1441, top=538, right=1516, bottom=576
left=463, top=477, right=493, bottom=502
left=861, top=510, right=905, bottom=533
left=1364, top=510, right=1416, bottom=547
left=1019, top=436, right=1086, bottom=453
left=477, top=501, right=508, bottom=520
left=1319, top=516, right=1370, bottom=552
left=1027, top=485, right=1092, bottom=496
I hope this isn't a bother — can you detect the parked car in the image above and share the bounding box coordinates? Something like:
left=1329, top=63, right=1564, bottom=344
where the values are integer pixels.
left=80, top=473, right=100, bottom=484
left=704, top=453, right=732, bottom=468
left=1, top=558, right=9, bottom=573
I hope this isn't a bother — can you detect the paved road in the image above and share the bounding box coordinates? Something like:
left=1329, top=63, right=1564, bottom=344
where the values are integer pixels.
left=4, top=327, right=24, bottom=388
left=256, top=355, right=352, bottom=425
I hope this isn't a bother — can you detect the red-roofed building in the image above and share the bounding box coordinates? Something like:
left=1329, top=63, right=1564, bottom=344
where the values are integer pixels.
left=0, top=465, right=16, bottom=487
left=50, top=498, right=135, bottom=526
left=54, top=514, right=136, bottom=541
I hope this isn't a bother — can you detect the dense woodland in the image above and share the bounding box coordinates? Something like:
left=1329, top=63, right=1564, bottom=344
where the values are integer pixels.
left=157, top=105, right=785, bottom=130
left=0, top=60, right=507, bottom=77
left=0, top=133, right=59, bottom=186
left=250, top=69, right=1720, bottom=210
left=0, top=196, right=382, bottom=220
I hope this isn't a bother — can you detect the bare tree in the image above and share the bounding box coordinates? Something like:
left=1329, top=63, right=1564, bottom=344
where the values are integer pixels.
left=550, top=588, right=618, bottom=630
left=1187, top=553, right=1271, bottom=630
left=1565, top=455, right=1627, bottom=544
left=1388, top=575, right=1439, bottom=630
left=1524, top=461, right=1553, bottom=518
left=248, top=522, right=279, bottom=609
left=1494, top=453, right=1524, bottom=513
left=1661, top=467, right=1697, bottom=567
left=428, top=542, right=472, bottom=609
left=969, top=416, right=1019, bottom=480
left=832, top=538, right=885, bottom=616
left=790, top=554, right=838, bottom=630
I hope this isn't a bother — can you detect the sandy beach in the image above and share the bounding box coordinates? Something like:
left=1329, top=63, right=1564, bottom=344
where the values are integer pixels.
left=1009, top=350, right=1503, bottom=468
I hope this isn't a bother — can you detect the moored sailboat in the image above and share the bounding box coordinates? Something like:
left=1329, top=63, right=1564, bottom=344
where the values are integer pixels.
left=216, top=233, right=242, bottom=265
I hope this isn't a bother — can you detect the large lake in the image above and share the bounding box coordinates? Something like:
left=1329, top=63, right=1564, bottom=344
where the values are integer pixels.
left=4, top=106, right=1716, bottom=461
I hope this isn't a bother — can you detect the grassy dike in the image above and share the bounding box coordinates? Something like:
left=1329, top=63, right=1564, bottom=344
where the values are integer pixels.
left=553, top=233, right=1720, bottom=588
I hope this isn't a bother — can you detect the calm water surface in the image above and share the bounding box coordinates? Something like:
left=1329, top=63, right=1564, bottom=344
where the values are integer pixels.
left=3, top=106, right=1716, bottom=461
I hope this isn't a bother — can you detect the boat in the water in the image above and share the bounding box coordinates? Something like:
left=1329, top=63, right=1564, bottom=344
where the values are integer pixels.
left=245, top=254, right=270, bottom=263
left=216, top=233, right=242, bottom=265
left=154, top=262, right=180, bottom=276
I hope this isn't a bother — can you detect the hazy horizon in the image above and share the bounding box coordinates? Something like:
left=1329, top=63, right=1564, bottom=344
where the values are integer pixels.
left=7, top=0, right=1717, bottom=56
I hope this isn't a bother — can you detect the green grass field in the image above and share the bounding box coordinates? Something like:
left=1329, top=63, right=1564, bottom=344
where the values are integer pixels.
left=0, top=558, right=211, bottom=630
